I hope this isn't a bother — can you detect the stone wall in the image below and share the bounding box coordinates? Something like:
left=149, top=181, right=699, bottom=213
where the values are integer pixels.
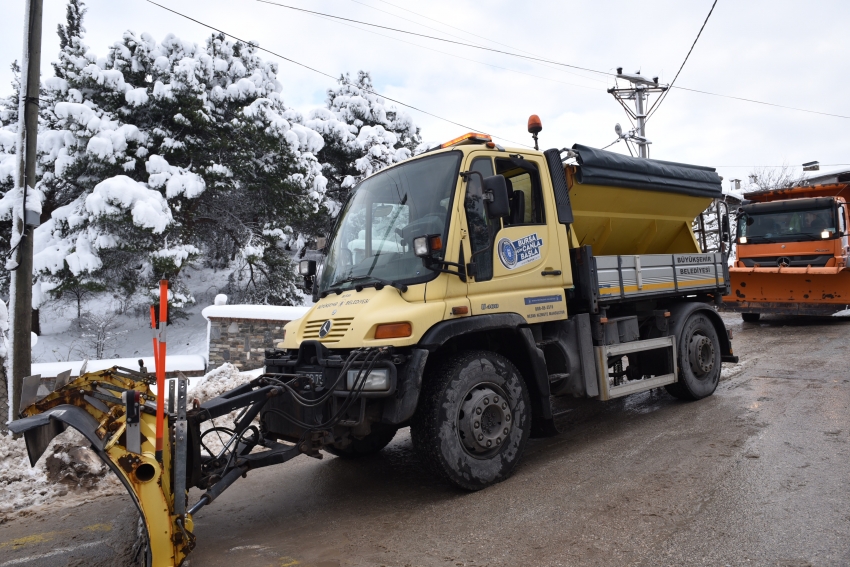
left=207, top=317, right=290, bottom=371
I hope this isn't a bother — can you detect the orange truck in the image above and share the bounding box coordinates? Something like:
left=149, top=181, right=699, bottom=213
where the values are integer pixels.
left=723, top=183, right=850, bottom=320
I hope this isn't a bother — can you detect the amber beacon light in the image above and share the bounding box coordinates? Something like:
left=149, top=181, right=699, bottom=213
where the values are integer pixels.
left=528, top=114, right=542, bottom=150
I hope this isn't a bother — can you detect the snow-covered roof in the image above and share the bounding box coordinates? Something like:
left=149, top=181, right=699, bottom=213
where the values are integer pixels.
left=201, top=304, right=310, bottom=321
left=32, top=354, right=207, bottom=378
left=802, top=167, right=850, bottom=186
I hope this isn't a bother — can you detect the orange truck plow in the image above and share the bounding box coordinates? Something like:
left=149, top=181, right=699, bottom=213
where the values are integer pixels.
left=723, top=183, right=850, bottom=319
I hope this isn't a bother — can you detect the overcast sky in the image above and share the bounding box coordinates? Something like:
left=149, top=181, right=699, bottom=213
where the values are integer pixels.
left=2, top=0, right=848, bottom=187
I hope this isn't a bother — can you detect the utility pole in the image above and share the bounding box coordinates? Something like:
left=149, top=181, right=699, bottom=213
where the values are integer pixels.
left=607, top=68, right=668, bottom=158
left=10, top=0, right=43, bottom=419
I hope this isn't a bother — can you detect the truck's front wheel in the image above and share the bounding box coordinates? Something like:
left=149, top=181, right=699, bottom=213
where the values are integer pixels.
left=411, top=351, right=530, bottom=491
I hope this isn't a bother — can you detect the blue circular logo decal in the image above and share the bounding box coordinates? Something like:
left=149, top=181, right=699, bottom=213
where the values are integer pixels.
left=498, top=237, right=516, bottom=268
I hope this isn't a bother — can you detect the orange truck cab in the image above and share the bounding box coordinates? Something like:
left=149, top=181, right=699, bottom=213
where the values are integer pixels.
left=723, top=183, right=850, bottom=320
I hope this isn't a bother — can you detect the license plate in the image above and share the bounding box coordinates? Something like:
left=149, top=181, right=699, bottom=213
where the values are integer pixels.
left=303, top=372, right=324, bottom=388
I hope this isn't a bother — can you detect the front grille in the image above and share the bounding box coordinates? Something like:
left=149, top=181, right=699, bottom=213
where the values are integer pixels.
left=303, top=317, right=354, bottom=342
left=741, top=255, right=832, bottom=268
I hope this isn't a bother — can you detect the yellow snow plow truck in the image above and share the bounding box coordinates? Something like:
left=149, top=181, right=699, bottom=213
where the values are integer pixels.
left=11, top=126, right=737, bottom=566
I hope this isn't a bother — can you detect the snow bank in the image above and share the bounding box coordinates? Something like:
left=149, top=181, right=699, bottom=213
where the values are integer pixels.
left=0, top=430, right=120, bottom=517
left=832, top=308, right=850, bottom=317
left=188, top=363, right=251, bottom=403
left=188, top=363, right=263, bottom=455
left=202, top=304, right=309, bottom=321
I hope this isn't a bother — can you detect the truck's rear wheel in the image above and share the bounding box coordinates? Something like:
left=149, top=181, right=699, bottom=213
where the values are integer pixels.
left=324, top=424, right=398, bottom=458
left=742, top=312, right=760, bottom=323
left=666, top=311, right=721, bottom=400
left=411, top=350, right=530, bottom=491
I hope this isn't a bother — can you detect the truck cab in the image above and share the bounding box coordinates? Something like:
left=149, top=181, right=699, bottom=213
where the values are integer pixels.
left=724, top=184, right=850, bottom=319
left=267, top=134, right=736, bottom=489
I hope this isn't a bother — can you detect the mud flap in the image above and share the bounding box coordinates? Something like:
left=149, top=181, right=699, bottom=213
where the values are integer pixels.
left=9, top=369, right=194, bottom=567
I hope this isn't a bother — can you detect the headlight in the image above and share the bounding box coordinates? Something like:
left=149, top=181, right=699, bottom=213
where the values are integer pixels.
left=821, top=230, right=831, bottom=239
left=347, top=368, right=390, bottom=391
left=739, top=236, right=747, bottom=244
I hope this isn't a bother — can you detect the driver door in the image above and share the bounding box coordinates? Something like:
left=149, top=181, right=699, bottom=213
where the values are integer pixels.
left=461, top=152, right=568, bottom=323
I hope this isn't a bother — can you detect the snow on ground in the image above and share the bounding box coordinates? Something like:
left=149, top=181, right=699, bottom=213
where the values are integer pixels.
left=832, top=308, right=850, bottom=317
left=721, top=358, right=753, bottom=381
left=188, top=363, right=261, bottom=403
left=32, top=265, right=311, bottom=367
left=0, top=429, right=122, bottom=519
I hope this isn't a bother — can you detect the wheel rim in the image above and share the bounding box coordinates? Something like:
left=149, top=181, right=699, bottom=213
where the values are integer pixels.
left=457, top=382, right=512, bottom=459
left=688, top=333, right=716, bottom=378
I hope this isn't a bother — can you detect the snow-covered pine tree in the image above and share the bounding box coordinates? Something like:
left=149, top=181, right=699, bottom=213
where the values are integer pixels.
left=2, top=0, right=330, bottom=309
left=303, top=71, right=421, bottom=236
left=0, top=63, right=22, bottom=292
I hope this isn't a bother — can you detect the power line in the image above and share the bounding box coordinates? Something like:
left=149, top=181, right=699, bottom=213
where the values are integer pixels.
left=258, top=0, right=850, bottom=122
left=671, top=85, right=850, bottom=120
left=254, top=0, right=612, bottom=77
left=144, top=0, right=532, bottom=147
left=645, top=0, right=717, bottom=122
left=350, top=0, right=608, bottom=85
left=301, top=3, right=601, bottom=93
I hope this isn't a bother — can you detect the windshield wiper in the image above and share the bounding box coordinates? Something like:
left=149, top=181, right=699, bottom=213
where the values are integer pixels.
left=323, top=275, right=408, bottom=297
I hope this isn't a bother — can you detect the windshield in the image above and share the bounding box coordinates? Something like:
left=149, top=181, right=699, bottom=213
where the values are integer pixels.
left=319, top=152, right=461, bottom=292
left=739, top=207, right=836, bottom=243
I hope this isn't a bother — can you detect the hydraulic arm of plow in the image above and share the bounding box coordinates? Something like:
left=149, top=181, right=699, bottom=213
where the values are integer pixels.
left=9, top=347, right=384, bottom=567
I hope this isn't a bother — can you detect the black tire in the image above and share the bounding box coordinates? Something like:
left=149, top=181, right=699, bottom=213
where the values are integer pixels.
left=742, top=312, right=760, bottom=323
left=411, top=350, right=531, bottom=491
left=324, top=424, right=398, bottom=458
left=666, top=311, right=722, bottom=401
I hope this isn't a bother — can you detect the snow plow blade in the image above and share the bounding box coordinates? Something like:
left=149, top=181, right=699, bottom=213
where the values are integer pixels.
left=723, top=267, right=850, bottom=316
left=9, top=367, right=194, bottom=567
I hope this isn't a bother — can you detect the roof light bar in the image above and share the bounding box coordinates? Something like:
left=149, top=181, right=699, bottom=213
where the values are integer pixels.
left=440, top=132, right=492, bottom=148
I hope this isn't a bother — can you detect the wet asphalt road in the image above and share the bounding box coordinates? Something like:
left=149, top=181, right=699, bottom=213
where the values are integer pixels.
left=1, top=313, right=848, bottom=567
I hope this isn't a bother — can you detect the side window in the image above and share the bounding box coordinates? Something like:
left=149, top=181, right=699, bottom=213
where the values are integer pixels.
left=496, top=158, right=545, bottom=226
left=465, top=157, right=497, bottom=281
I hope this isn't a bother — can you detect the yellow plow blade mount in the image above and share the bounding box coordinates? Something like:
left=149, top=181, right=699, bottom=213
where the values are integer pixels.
left=9, top=367, right=194, bottom=567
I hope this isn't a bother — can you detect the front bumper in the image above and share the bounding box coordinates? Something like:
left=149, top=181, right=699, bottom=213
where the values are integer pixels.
left=262, top=342, right=428, bottom=440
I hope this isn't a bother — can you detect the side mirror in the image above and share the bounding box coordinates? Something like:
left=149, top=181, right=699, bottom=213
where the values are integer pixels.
left=483, top=175, right=510, bottom=218
left=299, top=259, right=316, bottom=294
left=721, top=215, right=730, bottom=239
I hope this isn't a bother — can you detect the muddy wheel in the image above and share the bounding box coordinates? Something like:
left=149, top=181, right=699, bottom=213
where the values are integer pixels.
left=666, top=311, right=721, bottom=400
left=324, top=424, right=398, bottom=458
left=742, top=312, right=760, bottom=323
left=411, top=350, right=530, bottom=491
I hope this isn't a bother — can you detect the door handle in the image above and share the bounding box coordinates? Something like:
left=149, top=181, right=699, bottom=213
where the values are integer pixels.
left=541, top=270, right=562, bottom=276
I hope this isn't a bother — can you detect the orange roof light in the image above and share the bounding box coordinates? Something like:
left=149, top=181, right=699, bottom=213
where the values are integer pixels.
left=527, top=114, right=542, bottom=134
left=440, top=132, right=492, bottom=148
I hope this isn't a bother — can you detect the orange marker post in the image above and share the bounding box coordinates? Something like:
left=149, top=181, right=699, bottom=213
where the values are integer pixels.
left=154, top=280, right=168, bottom=462
left=149, top=306, right=159, bottom=365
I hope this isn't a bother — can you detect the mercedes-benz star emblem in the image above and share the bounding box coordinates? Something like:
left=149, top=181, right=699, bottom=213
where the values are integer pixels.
left=318, top=320, right=333, bottom=338
left=777, top=257, right=791, bottom=267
